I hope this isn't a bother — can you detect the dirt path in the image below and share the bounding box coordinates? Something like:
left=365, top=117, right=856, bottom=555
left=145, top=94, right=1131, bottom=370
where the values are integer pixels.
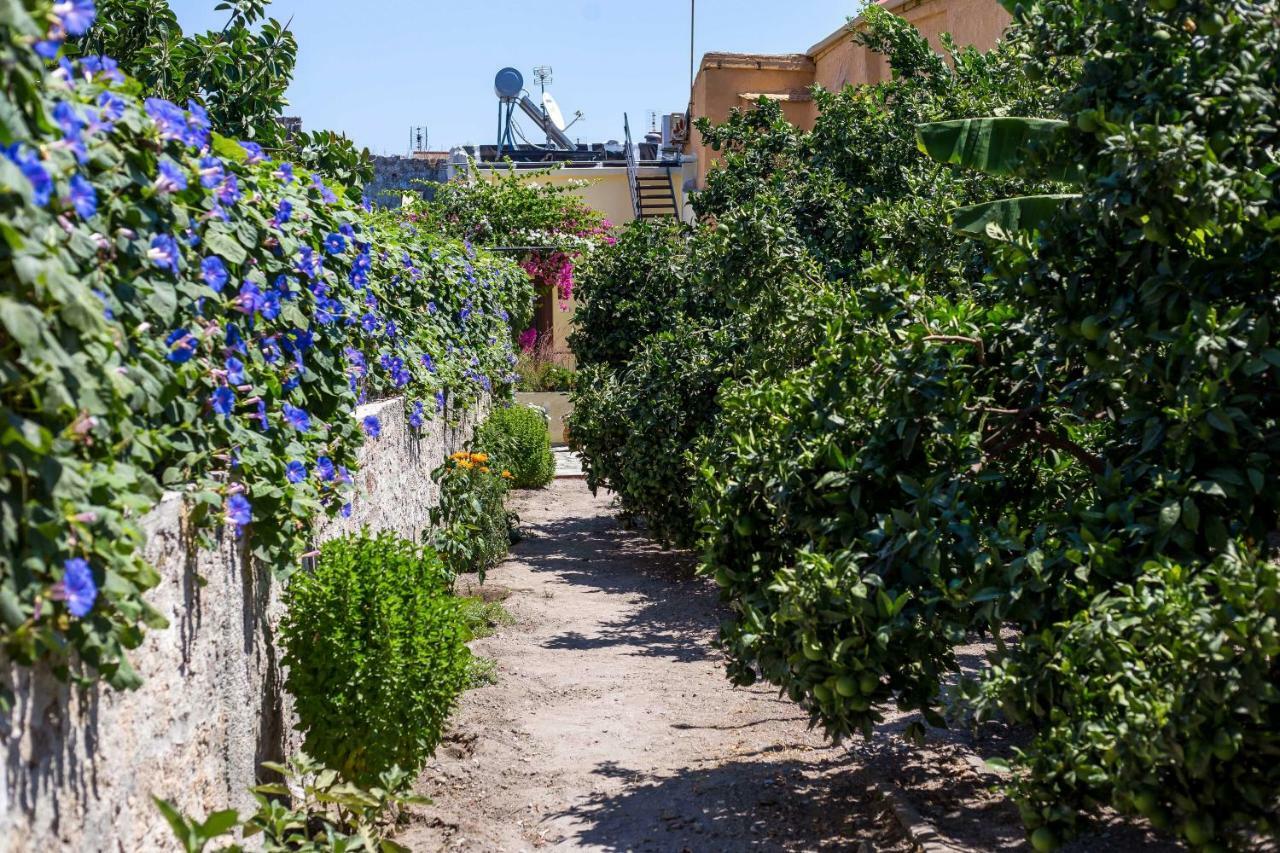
left=397, top=478, right=1176, bottom=853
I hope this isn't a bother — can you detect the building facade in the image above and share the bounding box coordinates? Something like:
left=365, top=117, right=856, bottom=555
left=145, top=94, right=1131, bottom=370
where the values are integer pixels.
left=685, top=0, right=1011, bottom=189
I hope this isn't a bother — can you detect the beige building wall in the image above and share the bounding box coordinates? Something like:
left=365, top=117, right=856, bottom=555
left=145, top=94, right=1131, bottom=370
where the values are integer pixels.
left=471, top=164, right=687, bottom=366
left=686, top=0, right=1011, bottom=188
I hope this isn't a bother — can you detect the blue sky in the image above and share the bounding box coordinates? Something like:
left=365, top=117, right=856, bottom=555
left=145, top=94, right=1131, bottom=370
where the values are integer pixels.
left=167, top=1, right=867, bottom=155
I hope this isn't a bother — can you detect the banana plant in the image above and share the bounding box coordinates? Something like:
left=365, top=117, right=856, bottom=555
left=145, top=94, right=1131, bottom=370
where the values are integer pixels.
left=915, top=116, right=1082, bottom=240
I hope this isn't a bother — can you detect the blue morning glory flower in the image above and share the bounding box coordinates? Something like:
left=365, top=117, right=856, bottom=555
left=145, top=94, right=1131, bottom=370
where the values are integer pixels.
left=225, top=356, right=246, bottom=385
left=260, top=289, right=281, bottom=321
left=286, top=460, right=307, bottom=484
left=202, top=256, right=229, bottom=292
left=324, top=233, right=346, bottom=254
left=53, top=101, right=86, bottom=142
left=311, top=174, right=336, bottom=204
left=145, top=97, right=188, bottom=142
left=315, top=456, right=336, bottom=481
left=165, top=328, right=197, bottom=363
left=256, top=399, right=269, bottom=432
left=339, top=223, right=356, bottom=239
left=148, top=233, right=181, bottom=274
left=216, top=174, right=241, bottom=206
left=55, top=0, right=98, bottom=37
left=360, top=312, right=379, bottom=333
left=81, top=55, right=124, bottom=84
left=409, top=401, right=425, bottom=429
left=274, top=162, right=295, bottom=184
left=272, top=199, right=292, bottom=226
left=154, top=158, right=188, bottom=194
left=211, top=385, right=235, bottom=416
left=239, top=140, right=269, bottom=164
left=235, top=280, right=264, bottom=315
left=60, top=557, right=97, bottom=618
left=5, top=144, right=52, bottom=207
left=34, top=39, right=62, bottom=59
left=421, top=353, right=436, bottom=373
left=341, top=503, right=353, bottom=518
left=68, top=174, right=97, bottom=219
left=225, top=494, right=252, bottom=527
left=362, top=415, right=381, bottom=438
left=436, top=390, right=446, bottom=412
left=198, top=155, right=225, bottom=189
left=427, top=301, right=437, bottom=315
left=282, top=403, right=310, bottom=432
left=184, top=100, right=211, bottom=149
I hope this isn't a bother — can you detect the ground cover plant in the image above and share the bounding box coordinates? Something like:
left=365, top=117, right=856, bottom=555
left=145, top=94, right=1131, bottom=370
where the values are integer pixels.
left=473, top=404, right=554, bottom=489
left=0, top=0, right=530, bottom=695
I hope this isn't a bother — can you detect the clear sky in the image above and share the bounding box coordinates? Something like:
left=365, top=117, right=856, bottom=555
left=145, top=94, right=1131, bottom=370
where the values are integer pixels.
left=167, top=0, right=868, bottom=156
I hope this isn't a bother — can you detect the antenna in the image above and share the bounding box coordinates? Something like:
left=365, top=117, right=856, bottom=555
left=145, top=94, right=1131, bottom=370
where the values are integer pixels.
left=532, top=65, right=553, bottom=96
left=648, top=110, right=658, bottom=132
left=409, top=125, right=429, bottom=154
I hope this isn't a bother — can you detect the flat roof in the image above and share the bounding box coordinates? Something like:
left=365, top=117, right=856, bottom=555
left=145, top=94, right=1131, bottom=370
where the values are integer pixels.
left=808, top=0, right=918, bottom=58
left=698, top=52, right=815, bottom=73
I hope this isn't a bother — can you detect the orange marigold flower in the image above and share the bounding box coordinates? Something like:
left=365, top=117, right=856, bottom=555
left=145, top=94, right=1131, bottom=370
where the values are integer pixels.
left=480, top=466, right=491, bottom=474
left=472, top=453, right=489, bottom=463
left=501, top=470, right=514, bottom=480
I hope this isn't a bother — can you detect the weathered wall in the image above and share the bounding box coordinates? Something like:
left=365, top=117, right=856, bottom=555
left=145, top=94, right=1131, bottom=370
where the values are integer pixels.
left=0, top=395, right=487, bottom=852
left=684, top=0, right=1012, bottom=189
left=367, top=154, right=450, bottom=208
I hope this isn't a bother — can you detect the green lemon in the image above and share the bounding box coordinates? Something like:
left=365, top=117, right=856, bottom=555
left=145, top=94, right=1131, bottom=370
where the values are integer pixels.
left=813, top=683, right=833, bottom=703
left=1076, top=112, right=1099, bottom=133
left=803, top=639, right=824, bottom=662
left=1030, top=827, right=1059, bottom=852
left=859, top=673, right=879, bottom=695
left=835, top=676, right=858, bottom=698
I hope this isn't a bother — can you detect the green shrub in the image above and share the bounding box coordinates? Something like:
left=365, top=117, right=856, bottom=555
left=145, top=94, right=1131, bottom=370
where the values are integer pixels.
left=279, top=531, right=470, bottom=784
left=428, top=452, right=514, bottom=582
left=474, top=405, right=555, bottom=489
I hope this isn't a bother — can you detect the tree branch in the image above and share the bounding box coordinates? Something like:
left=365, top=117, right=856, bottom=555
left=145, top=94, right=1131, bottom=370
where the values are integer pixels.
left=922, top=334, right=986, bottom=365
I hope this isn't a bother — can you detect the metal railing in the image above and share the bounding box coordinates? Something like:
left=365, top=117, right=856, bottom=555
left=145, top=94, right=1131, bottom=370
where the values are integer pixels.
left=623, top=112, right=640, bottom=220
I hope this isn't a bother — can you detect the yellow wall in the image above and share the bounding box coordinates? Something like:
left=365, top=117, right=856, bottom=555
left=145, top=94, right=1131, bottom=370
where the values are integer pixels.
left=686, top=0, right=1011, bottom=188
left=470, top=164, right=687, bottom=366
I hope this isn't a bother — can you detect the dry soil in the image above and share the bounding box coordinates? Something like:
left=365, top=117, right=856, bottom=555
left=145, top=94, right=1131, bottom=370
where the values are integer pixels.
left=395, top=479, right=1179, bottom=853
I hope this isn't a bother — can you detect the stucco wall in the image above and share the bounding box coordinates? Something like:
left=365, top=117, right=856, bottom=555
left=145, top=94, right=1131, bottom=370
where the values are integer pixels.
left=0, top=395, right=487, bottom=852
left=685, top=0, right=1011, bottom=189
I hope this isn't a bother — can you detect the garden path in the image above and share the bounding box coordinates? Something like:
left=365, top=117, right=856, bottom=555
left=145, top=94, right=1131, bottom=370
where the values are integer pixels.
left=396, top=479, right=1177, bottom=853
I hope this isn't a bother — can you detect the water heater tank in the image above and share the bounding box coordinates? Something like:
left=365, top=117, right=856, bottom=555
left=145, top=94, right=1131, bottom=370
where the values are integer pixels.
left=494, top=67, right=524, bottom=100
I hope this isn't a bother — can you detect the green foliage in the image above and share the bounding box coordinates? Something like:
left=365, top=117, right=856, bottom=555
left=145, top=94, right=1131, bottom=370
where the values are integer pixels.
left=76, top=0, right=372, bottom=193
left=278, top=531, right=471, bottom=785
left=0, top=2, right=529, bottom=692
left=457, top=596, right=515, bottom=640
left=428, top=452, right=514, bottom=582
left=514, top=355, right=576, bottom=392
left=568, top=219, right=693, bottom=369
left=473, top=405, right=554, bottom=489
left=411, top=162, right=605, bottom=249
left=155, top=752, right=425, bottom=851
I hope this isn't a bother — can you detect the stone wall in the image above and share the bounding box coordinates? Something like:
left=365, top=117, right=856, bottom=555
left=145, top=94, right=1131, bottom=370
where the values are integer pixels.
left=0, top=396, right=487, bottom=852
left=367, top=155, right=450, bottom=209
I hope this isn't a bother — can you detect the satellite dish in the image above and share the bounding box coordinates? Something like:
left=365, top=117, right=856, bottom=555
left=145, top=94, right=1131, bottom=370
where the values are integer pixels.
left=495, top=67, right=523, bottom=100
left=542, top=92, right=566, bottom=131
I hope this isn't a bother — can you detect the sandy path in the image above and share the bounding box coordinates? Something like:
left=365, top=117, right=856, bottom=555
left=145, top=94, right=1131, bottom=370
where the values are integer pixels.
left=397, top=479, right=908, bottom=852
left=396, top=478, right=1177, bottom=853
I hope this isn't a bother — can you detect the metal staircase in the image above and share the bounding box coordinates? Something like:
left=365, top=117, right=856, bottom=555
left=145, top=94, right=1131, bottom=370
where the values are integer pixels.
left=625, top=113, right=681, bottom=221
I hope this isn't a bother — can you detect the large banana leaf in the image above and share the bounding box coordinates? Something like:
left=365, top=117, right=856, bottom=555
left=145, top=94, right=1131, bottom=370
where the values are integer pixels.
left=917, top=117, right=1078, bottom=181
left=950, top=193, right=1080, bottom=241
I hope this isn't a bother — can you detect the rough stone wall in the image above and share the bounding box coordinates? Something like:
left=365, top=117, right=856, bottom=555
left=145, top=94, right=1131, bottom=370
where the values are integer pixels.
left=366, top=155, right=450, bottom=209
left=0, top=396, right=486, bottom=852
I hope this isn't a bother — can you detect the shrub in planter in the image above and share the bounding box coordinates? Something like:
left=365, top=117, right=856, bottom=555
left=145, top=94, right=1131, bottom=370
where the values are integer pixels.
left=279, top=531, right=470, bottom=784
left=428, top=452, right=514, bottom=582
left=474, top=405, right=554, bottom=489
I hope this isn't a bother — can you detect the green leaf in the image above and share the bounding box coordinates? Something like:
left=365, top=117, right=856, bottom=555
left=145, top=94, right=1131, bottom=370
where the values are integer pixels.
left=198, top=809, right=241, bottom=838
left=916, top=117, right=1077, bottom=181
left=950, top=194, right=1080, bottom=241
